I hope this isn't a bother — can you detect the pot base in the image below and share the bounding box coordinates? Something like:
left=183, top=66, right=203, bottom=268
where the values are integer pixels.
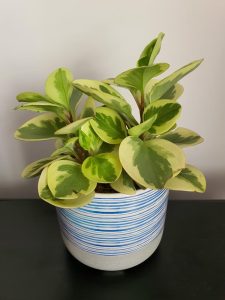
left=62, top=230, right=164, bottom=271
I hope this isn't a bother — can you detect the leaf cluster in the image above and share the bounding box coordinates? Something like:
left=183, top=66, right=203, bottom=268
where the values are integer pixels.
left=14, top=33, right=206, bottom=207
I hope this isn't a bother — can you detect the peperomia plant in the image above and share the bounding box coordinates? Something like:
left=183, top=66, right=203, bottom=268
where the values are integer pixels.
left=14, top=32, right=206, bottom=208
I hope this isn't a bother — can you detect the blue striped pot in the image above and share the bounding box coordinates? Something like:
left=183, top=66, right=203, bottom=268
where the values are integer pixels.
left=56, top=189, right=169, bottom=271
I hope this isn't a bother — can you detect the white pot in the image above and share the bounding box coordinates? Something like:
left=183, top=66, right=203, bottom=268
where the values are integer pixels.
left=56, top=189, right=169, bottom=271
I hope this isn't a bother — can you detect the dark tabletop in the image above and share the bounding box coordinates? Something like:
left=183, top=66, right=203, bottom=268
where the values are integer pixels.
left=0, top=199, right=224, bottom=300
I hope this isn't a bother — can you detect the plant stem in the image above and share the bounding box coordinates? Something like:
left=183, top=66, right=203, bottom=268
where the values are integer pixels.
left=139, top=95, right=144, bottom=122
left=68, top=112, right=74, bottom=123
left=74, top=141, right=88, bottom=163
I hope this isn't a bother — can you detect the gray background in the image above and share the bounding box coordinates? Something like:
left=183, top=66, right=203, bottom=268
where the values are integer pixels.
left=0, top=0, right=224, bottom=200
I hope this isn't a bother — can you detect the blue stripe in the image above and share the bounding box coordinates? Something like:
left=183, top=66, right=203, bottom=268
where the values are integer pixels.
left=57, top=189, right=168, bottom=256
left=59, top=201, right=166, bottom=232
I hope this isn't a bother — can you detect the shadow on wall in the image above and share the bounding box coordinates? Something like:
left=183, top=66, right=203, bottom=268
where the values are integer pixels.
left=8, top=140, right=53, bottom=199
left=0, top=179, right=38, bottom=199
left=2, top=111, right=54, bottom=199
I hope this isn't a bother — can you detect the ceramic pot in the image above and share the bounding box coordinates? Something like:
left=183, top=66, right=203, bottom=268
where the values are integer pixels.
left=56, top=189, right=169, bottom=271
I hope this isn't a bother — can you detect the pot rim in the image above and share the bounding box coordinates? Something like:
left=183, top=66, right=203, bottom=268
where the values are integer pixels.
left=94, top=188, right=165, bottom=199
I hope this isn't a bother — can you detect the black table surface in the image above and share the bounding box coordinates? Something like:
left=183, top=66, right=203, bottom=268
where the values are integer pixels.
left=0, top=199, right=224, bottom=300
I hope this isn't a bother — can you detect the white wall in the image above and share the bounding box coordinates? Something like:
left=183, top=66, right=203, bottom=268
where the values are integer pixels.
left=0, top=0, right=224, bottom=200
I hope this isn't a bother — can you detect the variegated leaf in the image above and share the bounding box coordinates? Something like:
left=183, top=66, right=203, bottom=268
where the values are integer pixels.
left=16, top=92, right=50, bottom=103
left=143, top=100, right=181, bottom=134
left=119, top=137, right=185, bottom=189
left=55, top=193, right=78, bottom=200
left=80, top=97, right=95, bottom=118
left=97, top=142, right=116, bottom=154
left=47, top=160, right=96, bottom=198
left=128, top=115, right=157, bottom=137
left=102, top=78, right=115, bottom=85
left=51, top=137, right=78, bottom=157
left=165, top=164, right=206, bottom=192
left=79, top=121, right=102, bottom=153
left=14, top=112, right=66, bottom=141
left=111, top=170, right=136, bottom=195
left=159, top=83, right=184, bottom=100
left=64, top=137, right=79, bottom=149
left=55, top=117, right=91, bottom=135
left=130, top=89, right=142, bottom=107
left=73, top=79, right=137, bottom=125
left=22, top=154, right=71, bottom=178
left=55, top=138, right=64, bottom=149
left=15, top=101, right=64, bottom=113
left=82, top=153, right=122, bottom=183
left=90, top=107, right=127, bottom=144
left=45, top=68, right=73, bottom=109
left=38, top=167, right=94, bottom=208
left=51, top=147, right=73, bottom=157
left=145, top=81, right=184, bottom=102
left=22, top=157, right=57, bottom=178
left=114, top=63, right=169, bottom=93
left=143, top=78, right=157, bottom=105
left=69, top=88, right=83, bottom=120
left=147, top=59, right=203, bottom=102
left=163, top=123, right=177, bottom=133
left=137, top=32, right=165, bottom=67
left=161, top=127, right=204, bottom=147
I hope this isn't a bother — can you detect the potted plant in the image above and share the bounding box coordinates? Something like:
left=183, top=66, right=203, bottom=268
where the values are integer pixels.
left=14, top=32, right=206, bottom=271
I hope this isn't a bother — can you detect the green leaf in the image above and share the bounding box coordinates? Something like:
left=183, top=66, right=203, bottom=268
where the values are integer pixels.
left=130, top=89, right=142, bottom=107
left=16, top=92, right=50, bottom=103
left=38, top=167, right=94, bottom=208
left=165, top=164, right=206, bottom=192
left=97, top=142, right=116, bottom=154
left=73, top=79, right=137, bottom=125
left=143, top=78, right=157, bottom=105
left=114, top=63, right=169, bottom=93
left=102, top=78, right=115, bottom=85
left=22, top=157, right=57, bottom=178
left=47, top=160, right=96, bottom=198
left=119, top=136, right=185, bottom=189
left=160, top=127, right=204, bottom=147
left=159, top=83, right=184, bottom=100
left=22, top=154, right=72, bottom=178
left=110, top=170, right=136, bottom=195
left=147, top=59, right=203, bottom=102
left=128, top=115, right=157, bottom=137
left=144, top=81, right=184, bottom=103
left=15, top=101, right=64, bottom=113
left=55, top=137, right=66, bottom=149
left=55, top=117, right=91, bottom=135
left=69, top=88, right=83, bottom=120
left=80, top=97, right=95, bottom=118
left=14, top=112, right=66, bottom=141
left=51, top=137, right=78, bottom=157
left=79, top=121, right=102, bottom=153
left=45, top=68, right=73, bottom=109
left=137, top=32, right=165, bottom=67
left=82, top=153, right=122, bottom=183
left=90, top=107, right=127, bottom=144
left=143, top=99, right=181, bottom=134
left=64, top=136, right=79, bottom=149
left=51, top=147, right=73, bottom=157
